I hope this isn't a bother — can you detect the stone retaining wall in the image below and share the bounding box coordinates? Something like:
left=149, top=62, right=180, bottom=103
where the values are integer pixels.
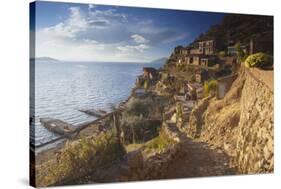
left=235, top=69, right=273, bottom=173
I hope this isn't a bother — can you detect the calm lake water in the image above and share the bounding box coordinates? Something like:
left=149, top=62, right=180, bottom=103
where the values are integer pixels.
left=31, top=61, right=149, bottom=146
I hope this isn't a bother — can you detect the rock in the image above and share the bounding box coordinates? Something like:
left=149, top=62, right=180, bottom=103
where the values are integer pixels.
left=126, top=149, right=144, bottom=169
left=263, top=145, right=271, bottom=160
left=170, top=113, right=177, bottom=123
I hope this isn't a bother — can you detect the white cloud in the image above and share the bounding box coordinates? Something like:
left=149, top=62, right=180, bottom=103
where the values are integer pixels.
left=117, top=44, right=150, bottom=53
left=42, top=7, right=88, bottom=39
left=129, top=19, right=188, bottom=44
left=35, top=5, right=173, bottom=62
left=88, top=4, right=95, bottom=10
left=131, top=34, right=150, bottom=44
left=88, top=8, right=127, bottom=25
left=83, top=39, right=99, bottom=44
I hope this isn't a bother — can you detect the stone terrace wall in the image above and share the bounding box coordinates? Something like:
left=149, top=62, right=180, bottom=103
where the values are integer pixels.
left=235, top=68, right=273, bottom=173
left=187, top=66, right=273, bottom=174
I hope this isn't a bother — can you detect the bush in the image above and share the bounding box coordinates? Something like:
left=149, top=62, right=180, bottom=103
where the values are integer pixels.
left=125, top=97, right=152, bottom=117
left=245, top=53, right=273, bottom=69
left=120, top=97, right=163, bottom=144
left=145, top=129, right=175, bottom=152
left=143, top=79, right=149, bottom=90
left=176, top=102, right=183, bottom=123
left=218, top=51, right=226, bottom=57
left=120, top=115, right=161, bottom=144
left=235, top=42, right=247, bottom=63
left=38, top=130, right=125, bottom=186
left=204, top=79, right=217, bottom=96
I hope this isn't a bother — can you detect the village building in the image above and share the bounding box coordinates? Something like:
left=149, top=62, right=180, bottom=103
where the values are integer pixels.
left=190, top=48, right=201, bottom=55
left=219, top=56, right=237, bottom=72
left=174, top=46, right=184, bottom=54
left=227, top=46, right=237, bottom=56
left=185, top=55, right=217, bottom=68
left=198, top=40, right=216, bottom=55
left=179, top=47, right=190, bottom=55
left=186, top=55, right=200, bottom=65
left=143, top=67, right=158, bottom=80
left=227, top=44, right=248, bottom=56
left=186, top=82, right=204, bottom=100
left=200, top=55, right=217, bottom=67
left=195, top=69, right=209, bottom=83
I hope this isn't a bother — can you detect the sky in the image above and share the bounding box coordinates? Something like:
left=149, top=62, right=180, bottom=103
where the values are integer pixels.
left=32, top=1, right=225, bottom=62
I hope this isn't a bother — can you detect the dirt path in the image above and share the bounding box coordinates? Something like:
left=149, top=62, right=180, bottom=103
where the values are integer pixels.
left=163, top=125, right=237, bottom=179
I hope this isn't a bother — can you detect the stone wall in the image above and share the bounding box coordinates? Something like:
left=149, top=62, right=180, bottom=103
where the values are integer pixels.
left=187, top=95, right=214, bottom=138
left=186, top=67, right=273, bottom=174
left=235, top=69, right=273, bottom=173
left=120, top=143, right=181, bottom=181
left=119, top=122, right=183, bottom=181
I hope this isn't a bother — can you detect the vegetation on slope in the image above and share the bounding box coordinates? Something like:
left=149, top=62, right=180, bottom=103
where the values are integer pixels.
left=190, top=14, right=273, bottom=53
left=37, top=130, right=125, bottom=186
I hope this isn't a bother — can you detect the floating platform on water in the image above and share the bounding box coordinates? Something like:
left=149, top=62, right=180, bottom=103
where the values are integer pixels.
left=40, top=117, right=75, bottom=136
left=78, top=109, right=107, bottom=117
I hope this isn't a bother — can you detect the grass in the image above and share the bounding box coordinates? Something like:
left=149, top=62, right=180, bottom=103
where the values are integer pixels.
left=125, top=143, right=144, bottom=153
left=145, top=130, right=175, bottom=153
left=37, top=129, right=125, bottom=187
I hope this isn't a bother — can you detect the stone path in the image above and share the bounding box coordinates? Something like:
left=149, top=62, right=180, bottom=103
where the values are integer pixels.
left=163, top=122, right=237, bottom=179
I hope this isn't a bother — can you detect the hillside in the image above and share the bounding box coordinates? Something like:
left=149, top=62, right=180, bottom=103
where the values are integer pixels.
left=187, top=66, right=273, bottom=173
left=189, top=14, right=273, bottom=53
left=147, top=57, right=168, bottom=69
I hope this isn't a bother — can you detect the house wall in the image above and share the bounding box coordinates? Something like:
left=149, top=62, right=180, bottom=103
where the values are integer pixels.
left=198, top=40, right=215, bottom=55
left=190, top=49, right=201, bottom=55
left=193, top=57, right=200, bottom=65
left=216, top=74, right=238, bottom=99
left=195, top=74, right=201, bottom=83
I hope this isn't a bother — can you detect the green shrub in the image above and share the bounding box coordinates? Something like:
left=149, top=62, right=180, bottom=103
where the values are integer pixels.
left=145, top=130, right=175, bottom=152
left=120, top=97, right=163, bottom=144
left=120, top=115, right=161, bottom=144
left=143, top=79, right=149, bottom=90
left=176, top=102, right=183, bottom=123
left=204, top=79, right=217, bottom=96
left=125, top=97, right=151, bottom=117
left=245, top=53, right=273, bottom=68
left=176, top=62, right=186, bottom=71
left=235, top=42, right=246, bottom=63
left=218, top=51, right=226, bottom=57
left=39, top=130, right=125, bottom=186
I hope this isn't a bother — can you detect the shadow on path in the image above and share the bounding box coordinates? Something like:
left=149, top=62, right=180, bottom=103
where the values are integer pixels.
left=163, top=134, right=237, bottom=179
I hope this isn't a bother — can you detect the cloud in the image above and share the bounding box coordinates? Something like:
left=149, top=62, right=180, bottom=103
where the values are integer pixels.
left=117, top=44, right=150, bottom=53
left=131, top=34, right=150, bottom=44
left=88, top=4, right=95, bottom=10
left=88, top=8, right=127, bottom=24
left=36, top=5, right=184, bottom=62
left=42, top=7, right=89, bottom=38
left=129, top=19, right=188, bottom=45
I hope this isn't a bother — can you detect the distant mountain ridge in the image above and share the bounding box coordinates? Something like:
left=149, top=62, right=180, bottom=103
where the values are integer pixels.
left=188, top=14, right=273, bottom=52
left=147, top=57, right=168, bottom=69
left=34, top=57, right=59, bottom=62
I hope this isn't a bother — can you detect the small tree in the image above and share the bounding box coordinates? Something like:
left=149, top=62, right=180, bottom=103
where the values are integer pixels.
left=143, top=79, right=149, bottom=91
left=204, top=79, right=217, bottom=96
left=235, top=42, right=246, bottom=63
left=176, top=102, right=183, bottom=124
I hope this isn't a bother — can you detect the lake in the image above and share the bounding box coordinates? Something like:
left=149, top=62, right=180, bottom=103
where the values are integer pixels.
left=31, top=61, right=150, bottom=146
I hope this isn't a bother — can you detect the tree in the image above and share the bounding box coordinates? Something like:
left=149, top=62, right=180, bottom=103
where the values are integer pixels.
left=235, top=42, right=246, bottom=63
